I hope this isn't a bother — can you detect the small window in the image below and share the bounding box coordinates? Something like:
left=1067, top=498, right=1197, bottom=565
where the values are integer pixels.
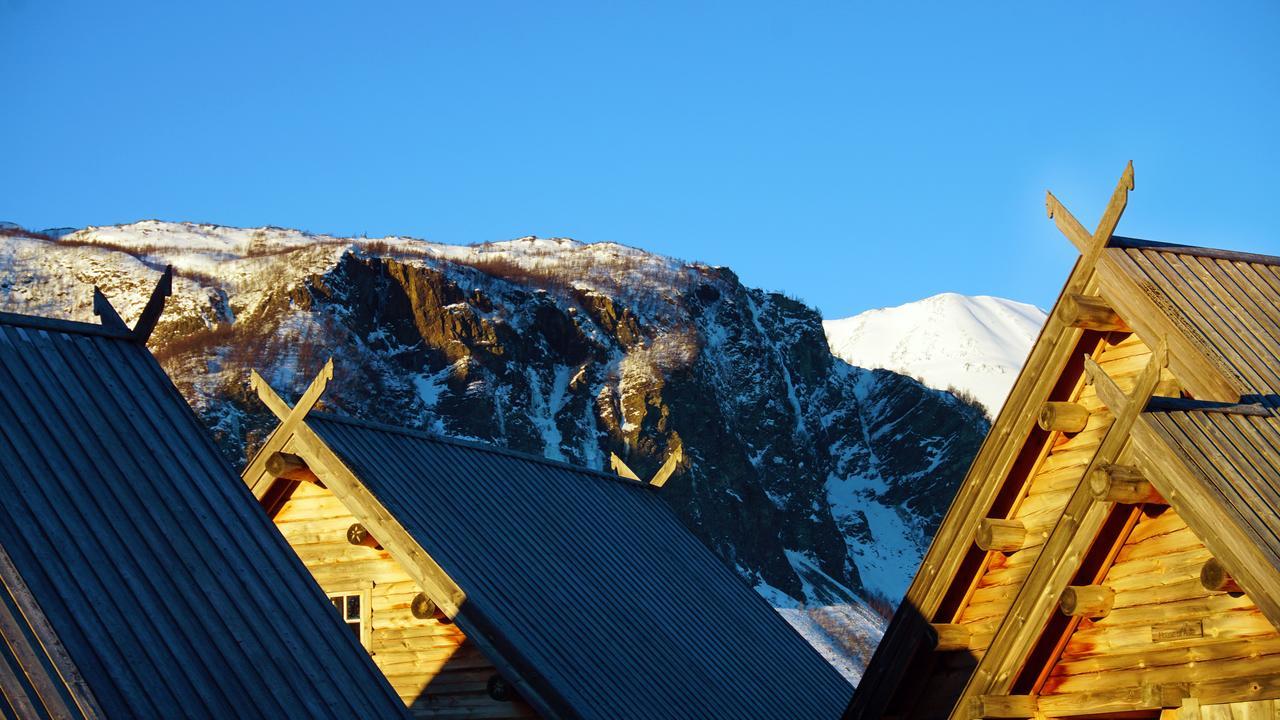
left=327, top=588, right=371, bottom=649
left=330, top=593, right=361, bottom=640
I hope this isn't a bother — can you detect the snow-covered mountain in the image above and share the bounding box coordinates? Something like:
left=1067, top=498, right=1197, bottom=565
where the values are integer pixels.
left=0, top=221, right=993, bottom=683
left=824, top=293, right=1046, bottom=418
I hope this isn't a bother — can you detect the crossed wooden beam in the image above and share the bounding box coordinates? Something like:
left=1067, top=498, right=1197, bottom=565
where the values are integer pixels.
left=250, top=357, right=334, bottom=427
left=92, top=266, right=173, bottom=343
left=1046, top=160, right=1135, bottom=260
left=611, top=442, right=683, bottom=488
left=252, top=357, right=686, bottom=489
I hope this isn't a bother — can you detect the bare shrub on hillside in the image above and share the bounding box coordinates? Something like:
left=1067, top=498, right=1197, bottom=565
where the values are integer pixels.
left=152, top=323, right=241, bottom=363
left=619, top=327, right=702, bottom=387
left=946, top=384, right=991, bottom=421
left=861, top=586, right=898, bottom=622
left=0, top=226, right=55, bottom=242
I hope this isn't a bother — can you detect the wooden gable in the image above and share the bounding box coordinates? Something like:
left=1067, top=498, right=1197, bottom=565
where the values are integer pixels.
left=847, top=164, right=1280, bottom=719
left=269, top=478, right=537, bottom=719
left=243, top=365, right=539, bottom=720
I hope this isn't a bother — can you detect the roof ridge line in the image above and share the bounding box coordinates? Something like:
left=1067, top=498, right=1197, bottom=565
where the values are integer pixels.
left=1110, top=235, right=1280, bottom=265
left=0, top=310, right=136, bottom=340
left=308, top=411, right=653, bottom=489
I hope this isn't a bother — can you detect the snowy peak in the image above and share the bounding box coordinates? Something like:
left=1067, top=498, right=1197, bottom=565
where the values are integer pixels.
left=824, top=293, right=1046, bottom=416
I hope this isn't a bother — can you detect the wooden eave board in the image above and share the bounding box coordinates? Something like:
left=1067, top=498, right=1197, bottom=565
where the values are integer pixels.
left=887, top=333, right=1153, bottom=717
left=0, top=559, right=92, bottom=719
left=0, top=320, right=409, bottom=720
left=1100, top=242, right=1280, bottom=400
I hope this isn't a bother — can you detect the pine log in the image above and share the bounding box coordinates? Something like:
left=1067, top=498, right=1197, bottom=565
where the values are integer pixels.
left=1201, top=557, right=1243, bottom=593
left=929, top=623, right=973, bottom=652
left=1038, top=402, right=1091, bottom=433
left=1059, top=584, right=1115, bottom=618
left=1062, top=293, right=1131, bottom=332
left=969, top=694, right=1038, bottom=718
left=409, top=591, right=451, bottom=623
left=975, top=518, right=1027, bottom=553
left=346, top=523, right=382, bottom=550
left=1087, top=464, right=1166, bottom=504
left=266, top=452, right=322, bottom=484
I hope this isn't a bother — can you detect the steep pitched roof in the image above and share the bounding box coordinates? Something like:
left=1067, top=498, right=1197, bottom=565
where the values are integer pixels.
left=0, top=288, right=408, bottom=718
left=247, top=381, right=853, bottom=720
left=846, top=165, right=1280, bottom=719
left=1103, top=237, right=1280, bottom=397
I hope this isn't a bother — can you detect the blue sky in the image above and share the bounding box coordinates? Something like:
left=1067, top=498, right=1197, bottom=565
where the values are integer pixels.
left=2, top=2, right=1277, bottom=318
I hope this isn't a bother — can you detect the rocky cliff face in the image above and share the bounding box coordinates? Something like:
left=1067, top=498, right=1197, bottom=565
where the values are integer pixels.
left=0, top=222, right=989, bottom=607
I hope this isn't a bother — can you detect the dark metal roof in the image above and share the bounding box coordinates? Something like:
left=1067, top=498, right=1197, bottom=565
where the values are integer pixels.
left=305, top=412, right=853, bottom=720
left=0, top=313, right=409, bottom=719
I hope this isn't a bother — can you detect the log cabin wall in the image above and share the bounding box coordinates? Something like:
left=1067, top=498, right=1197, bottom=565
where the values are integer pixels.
left=1174, top=699, right=1280, bottom=719
left=273, top=481, right=537, bottom=720
left=890, top=332, right=1158, bottom=717
left=1037, top=506, right=1279, bottom=703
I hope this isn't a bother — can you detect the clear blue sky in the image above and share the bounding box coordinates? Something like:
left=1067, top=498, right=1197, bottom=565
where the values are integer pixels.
left=2, top=2, right=1278, bottom=318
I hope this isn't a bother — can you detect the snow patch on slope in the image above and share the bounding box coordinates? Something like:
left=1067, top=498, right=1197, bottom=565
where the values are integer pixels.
left=776, top=604, right=886, bottom=686
left=824, top=293, right=1046, bottom=416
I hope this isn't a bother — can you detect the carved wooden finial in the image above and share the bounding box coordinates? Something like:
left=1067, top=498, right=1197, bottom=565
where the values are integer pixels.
left=610, top=453, right=641, bottom=482
left=132, top=266, right=173, bottom=344
left=612, top=443, right=686, bottom=487
left=92, top=287, right=129, bottom=333
left=649, top=442, right=684, bottom=488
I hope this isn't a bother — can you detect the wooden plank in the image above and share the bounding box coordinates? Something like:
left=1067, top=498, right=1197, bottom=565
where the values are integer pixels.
left=0, top=543, right=104, bottom=719
left=1033, top=684, right=1162, bottom=717
left=970, top=694, right=1037, bottom=718
left=1131, top=250, right=1279, bottom=393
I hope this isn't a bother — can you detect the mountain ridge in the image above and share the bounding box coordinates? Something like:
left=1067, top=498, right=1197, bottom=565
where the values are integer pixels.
left=824, top=292, right=1046, bottom=417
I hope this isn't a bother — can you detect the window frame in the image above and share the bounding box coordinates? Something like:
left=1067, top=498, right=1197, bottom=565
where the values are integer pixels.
left=326, top=581, right=373, bottom=650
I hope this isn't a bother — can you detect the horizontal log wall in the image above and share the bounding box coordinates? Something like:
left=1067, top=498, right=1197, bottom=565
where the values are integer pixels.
left=275, top=483, right=536, bottom=719
left=1039, top=504, right=1280, bottom=702
left=954, top=334, right=1151, bottom=648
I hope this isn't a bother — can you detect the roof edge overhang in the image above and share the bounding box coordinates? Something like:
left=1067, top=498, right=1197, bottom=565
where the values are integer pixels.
left=1128, top=411, right=1280, bottom=629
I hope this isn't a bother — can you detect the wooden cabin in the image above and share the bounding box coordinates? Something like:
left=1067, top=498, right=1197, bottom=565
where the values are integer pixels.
left=0, top=271, right=408, bottom=719
left=846, top=163, right=1280, bottom=720
left=241, top=366, right=852, bottom=720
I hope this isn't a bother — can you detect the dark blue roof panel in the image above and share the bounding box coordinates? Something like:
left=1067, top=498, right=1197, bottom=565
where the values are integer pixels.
left=0, top=314, right=408, bottom=719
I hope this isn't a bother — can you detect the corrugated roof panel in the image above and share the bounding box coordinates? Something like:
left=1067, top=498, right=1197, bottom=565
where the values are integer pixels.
left=1106, top=242, right=1280, bottom=398
left=306, top=413, right=853, bottom=720
left=1141, top=408, right=1280, bottom=578
left=0, top=315, right=409, bottom=719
